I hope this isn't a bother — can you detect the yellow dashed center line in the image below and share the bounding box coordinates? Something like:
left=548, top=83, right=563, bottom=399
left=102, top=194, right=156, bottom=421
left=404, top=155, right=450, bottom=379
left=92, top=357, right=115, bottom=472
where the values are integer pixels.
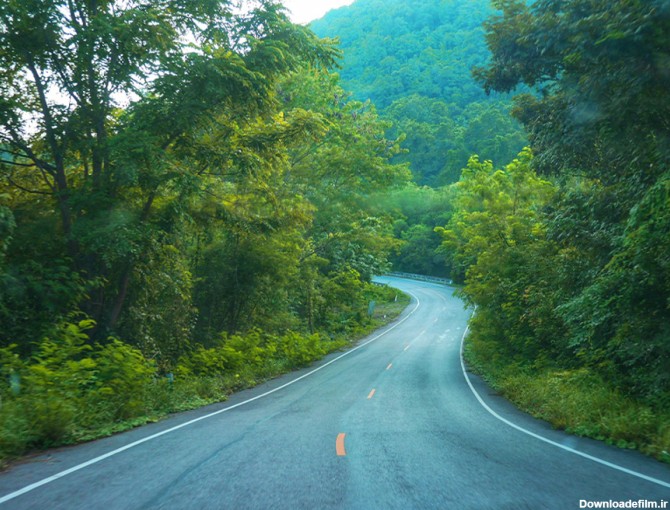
left=336, top=433, right=346, bottom=456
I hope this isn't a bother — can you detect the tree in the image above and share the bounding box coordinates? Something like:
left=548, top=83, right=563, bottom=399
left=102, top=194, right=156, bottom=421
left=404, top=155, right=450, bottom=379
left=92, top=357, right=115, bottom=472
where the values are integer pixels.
left=184, top=66, right=409, bottom=345
left=469, top=0, right=670, bottom=400
left=0, top=0, right=338, bottom=348
left=474, top=0, right=670, bottom=184
left=437, top=148, right=554, bottom=284
left=280, top=68, right=409, bottom=281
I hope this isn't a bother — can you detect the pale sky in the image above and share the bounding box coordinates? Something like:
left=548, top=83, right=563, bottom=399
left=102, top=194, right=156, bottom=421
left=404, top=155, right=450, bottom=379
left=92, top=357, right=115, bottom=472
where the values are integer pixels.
left=280, top=0, right=356, bottom=24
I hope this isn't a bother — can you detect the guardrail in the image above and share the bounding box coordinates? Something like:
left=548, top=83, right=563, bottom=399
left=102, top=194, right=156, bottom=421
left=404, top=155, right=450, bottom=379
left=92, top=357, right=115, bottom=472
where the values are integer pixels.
left=385, top=272, right=453, bottom=285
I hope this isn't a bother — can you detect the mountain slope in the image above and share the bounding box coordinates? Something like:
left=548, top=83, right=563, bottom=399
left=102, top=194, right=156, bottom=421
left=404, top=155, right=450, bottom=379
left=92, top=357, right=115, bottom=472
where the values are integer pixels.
left=310, top=0, right=527, bottom=185
left=311, top=0, right=492, bottom=109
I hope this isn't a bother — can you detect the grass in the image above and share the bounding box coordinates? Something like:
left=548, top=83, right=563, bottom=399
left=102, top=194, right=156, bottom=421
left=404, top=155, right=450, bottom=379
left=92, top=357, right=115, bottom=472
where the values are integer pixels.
left=368, top=289, right=411, bottom=329
left=463, top=339, right=670, bottom=464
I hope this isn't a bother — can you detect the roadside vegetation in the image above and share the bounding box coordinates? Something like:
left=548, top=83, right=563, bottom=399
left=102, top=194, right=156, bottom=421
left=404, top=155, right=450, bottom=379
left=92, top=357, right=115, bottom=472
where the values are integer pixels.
left=443, top=1, right=670, bottom=462
left=0, top=286, right=409, bottom=469
left=0, top=1, right=410, bottom=468
left=464, top=344, right=670, bottom=464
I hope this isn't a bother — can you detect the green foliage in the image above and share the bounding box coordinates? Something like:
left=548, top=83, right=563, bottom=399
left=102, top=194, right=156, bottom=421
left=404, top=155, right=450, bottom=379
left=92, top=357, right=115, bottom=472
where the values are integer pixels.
left=0, top=0, right=340, bottom=358
left=0, top=205, right=14, bottom=259
left=385, top=96, right=528, bottom=185
left=422, top=3, right=670, bottom=465
left=92, top=340, right=156, bottom=420
left=0, top=0, right=407, bottom=381
left=556, top=172, right=670, bottom=401
left=0, top=203, right=94, bottom=350
left=311, top=0, right=528, bottom=184
left=372, top=184, right=455, bottom=276
left=120, top=241, right=197, bottom=366
left=394, top=224, right=446, bottom=276
left=464, top=349, right=670, bottom=461
left=475, top=0, right=670, bottom=182
left=0, top=283, right=408, bottom=467
left=462, top=0, right=670, bottom=407
left=441, top=138, right=669, bottom=458
left=183, top=329, right=331, bottom=374
left=437, top=148, right=554, bottom=284
left=0, top=320, right=157, bottom=452
left=311, top=0, right=494, bottom=110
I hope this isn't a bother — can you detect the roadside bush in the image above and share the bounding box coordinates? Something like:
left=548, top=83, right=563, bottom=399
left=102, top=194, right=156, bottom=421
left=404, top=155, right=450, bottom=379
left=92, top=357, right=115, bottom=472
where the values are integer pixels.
left=92, top=340, right=156, bottom=420
left=0, top=320, right=160, bottom=463
left=466, top=342, right=670, bottom=462
left=0, top=287, right=410, bottom=468
left=275, top=331, right=326, bottom=368
left=177, top=330, right=329, bottom=378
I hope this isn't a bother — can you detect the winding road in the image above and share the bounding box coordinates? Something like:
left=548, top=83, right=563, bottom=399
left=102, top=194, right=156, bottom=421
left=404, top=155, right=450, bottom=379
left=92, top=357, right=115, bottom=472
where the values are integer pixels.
left=1, top=276, right=668, bottom=509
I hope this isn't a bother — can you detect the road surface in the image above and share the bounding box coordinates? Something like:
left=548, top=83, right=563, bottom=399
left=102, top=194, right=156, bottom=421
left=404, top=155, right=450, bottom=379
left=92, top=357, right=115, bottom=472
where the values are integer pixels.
left=0, top=276, right=668, bottom=509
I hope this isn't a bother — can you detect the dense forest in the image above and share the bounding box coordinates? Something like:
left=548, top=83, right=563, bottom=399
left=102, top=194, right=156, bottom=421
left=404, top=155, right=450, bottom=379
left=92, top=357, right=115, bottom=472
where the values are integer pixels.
left=1, top=0, right=669, bottom=466
left=450, top=0, right=668, bottom=458
left=0, top=0, right=409, bottom=463
left=455, top=0, right=670, bottom=448
left=310, top=0, right=527, bottom=186
left=311, top=0, right=530, bottom=280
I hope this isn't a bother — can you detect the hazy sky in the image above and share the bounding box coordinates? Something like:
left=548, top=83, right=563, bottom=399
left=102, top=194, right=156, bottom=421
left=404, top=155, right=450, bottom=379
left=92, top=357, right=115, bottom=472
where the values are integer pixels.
left=280, top=0, right=355, bottom=24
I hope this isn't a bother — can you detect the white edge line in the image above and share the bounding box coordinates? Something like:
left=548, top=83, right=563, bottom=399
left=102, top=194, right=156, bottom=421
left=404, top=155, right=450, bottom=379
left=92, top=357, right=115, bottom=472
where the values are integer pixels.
left=459, top=323, right=670, bottom=489
left=0, top=293, right=422, bottom=505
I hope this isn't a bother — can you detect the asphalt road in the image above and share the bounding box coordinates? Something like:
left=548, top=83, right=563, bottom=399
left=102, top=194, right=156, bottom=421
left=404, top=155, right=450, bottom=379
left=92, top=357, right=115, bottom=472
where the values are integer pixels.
left=1, top=276, right=668, bottom=509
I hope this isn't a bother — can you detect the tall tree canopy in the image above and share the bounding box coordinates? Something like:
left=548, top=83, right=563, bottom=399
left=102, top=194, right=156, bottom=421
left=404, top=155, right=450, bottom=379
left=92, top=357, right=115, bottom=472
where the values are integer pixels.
left=474, top=0, right=670, bottom=184
left=443, top=0, right=670, bottom=403
left=0, top=0, right=408, bottom=367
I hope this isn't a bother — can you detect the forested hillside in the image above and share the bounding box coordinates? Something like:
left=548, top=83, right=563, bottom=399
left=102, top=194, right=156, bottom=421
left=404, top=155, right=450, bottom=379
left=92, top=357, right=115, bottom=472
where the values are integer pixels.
left=0, top=0, right=409, bottom=464
left=310, top=0, right=527, bottom=185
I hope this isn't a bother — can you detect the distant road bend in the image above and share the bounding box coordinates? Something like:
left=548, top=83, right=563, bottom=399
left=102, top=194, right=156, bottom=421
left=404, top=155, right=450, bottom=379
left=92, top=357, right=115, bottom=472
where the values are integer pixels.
left=0, top=276, right=668, bottom=509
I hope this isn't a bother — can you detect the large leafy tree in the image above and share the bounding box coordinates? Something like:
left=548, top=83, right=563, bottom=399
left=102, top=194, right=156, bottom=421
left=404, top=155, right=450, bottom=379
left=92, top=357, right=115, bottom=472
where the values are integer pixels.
left=181, top=67, right=410, bottom=343
left=0, top=0, right=338, bottom=346
left=438, top=149, right=562, bottom=362
left=468, top=0, right=670, bottom=400
left=474, top=0, right=670, bottom=185
left=278, top=69, right=409, bottom=333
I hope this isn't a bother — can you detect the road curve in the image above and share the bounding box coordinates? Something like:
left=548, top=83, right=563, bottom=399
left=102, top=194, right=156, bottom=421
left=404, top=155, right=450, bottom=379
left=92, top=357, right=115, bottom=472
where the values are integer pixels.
left=0, top=276, right=668, bottom=509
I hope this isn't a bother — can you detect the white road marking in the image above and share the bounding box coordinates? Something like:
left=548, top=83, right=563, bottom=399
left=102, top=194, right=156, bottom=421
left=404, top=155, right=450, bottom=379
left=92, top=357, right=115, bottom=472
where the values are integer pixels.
left=0, top=295, right=422, bottom=505
left=459, top=324, right=670, bottom=490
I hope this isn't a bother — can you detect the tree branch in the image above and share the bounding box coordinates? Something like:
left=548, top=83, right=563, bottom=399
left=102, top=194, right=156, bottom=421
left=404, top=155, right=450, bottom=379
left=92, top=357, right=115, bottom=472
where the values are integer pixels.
left=0, top=159, right=37, bottom=168
left=2, top=132, right=58, bottom=176
left=25, top=59, right=65, bottom=172
left=4, top=175, right=54, bottom=196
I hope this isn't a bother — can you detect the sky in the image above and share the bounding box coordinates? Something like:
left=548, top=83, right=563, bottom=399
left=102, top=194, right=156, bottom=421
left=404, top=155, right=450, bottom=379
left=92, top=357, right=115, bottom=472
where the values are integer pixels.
left=280, top=0, right=356, bottom=24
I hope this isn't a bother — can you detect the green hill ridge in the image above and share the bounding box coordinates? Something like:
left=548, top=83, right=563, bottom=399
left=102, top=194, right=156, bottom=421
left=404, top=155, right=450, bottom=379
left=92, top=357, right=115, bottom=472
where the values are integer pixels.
left=310, top=0, right=527, bottom=185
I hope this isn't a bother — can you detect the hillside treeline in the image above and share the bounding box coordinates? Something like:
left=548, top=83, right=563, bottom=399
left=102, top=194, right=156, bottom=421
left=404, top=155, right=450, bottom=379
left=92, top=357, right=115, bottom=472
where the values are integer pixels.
left=310, top=0, right=527, bottom=185
left=0, top=0, right=408, bottom=462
